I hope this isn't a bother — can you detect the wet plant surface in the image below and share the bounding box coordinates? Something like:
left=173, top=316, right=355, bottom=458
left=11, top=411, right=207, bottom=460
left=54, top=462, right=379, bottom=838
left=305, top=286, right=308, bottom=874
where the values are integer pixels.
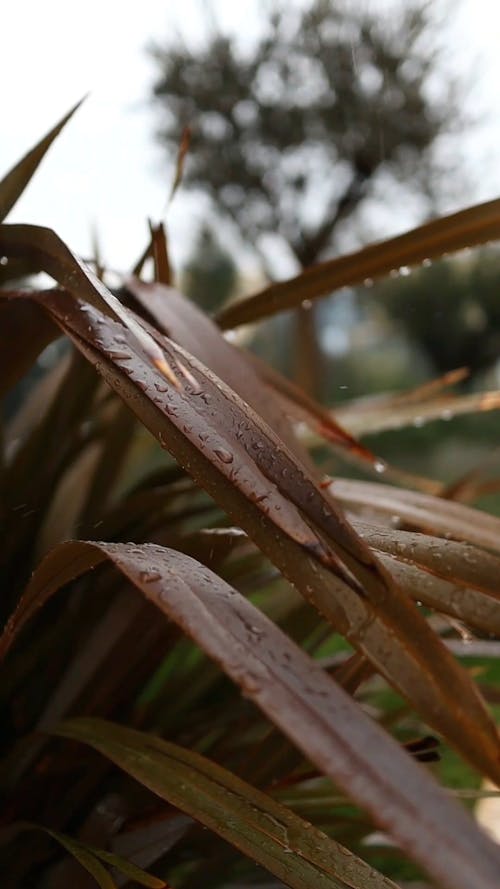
left=3, top=106, right=500, bottom=889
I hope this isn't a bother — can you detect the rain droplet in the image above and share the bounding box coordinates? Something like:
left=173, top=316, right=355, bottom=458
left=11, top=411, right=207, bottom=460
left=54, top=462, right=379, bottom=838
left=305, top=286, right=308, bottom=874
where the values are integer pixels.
left=374, top=460, right=386, bottom=474
left=399, top=265, right=411, bottom=276
left=301, top=299, right=312, bottom=310
left=108, top=350, right=132, bottom=360
left=214, top=447, right=233, bottom=464
left=140, top=570, right=161, bottom=583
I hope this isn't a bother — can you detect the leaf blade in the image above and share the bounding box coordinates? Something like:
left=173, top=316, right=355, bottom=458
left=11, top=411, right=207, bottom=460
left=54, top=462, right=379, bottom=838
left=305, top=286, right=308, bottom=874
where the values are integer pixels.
left=216, top=197, right=500, bottom=327
left=0, top=99, right=84, bottom=222
left=5, top=540, right=500, bottom=889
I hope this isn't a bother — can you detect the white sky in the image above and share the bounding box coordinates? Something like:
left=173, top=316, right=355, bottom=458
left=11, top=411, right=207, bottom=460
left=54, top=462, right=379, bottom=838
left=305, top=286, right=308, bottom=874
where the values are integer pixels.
left=2, top=0, right=500, bottom=274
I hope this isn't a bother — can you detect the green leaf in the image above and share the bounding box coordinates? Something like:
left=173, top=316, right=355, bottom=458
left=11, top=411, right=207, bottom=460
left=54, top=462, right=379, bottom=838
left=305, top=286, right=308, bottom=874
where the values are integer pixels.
left=44, top=829, right=118, bottom=889
left=0, top=99, right=84, bottom=222
left=216, top=197, right=500, bottom=327
left=54, top=717, right=398, bottom=889
left=3, top=823, right=166, bottom=888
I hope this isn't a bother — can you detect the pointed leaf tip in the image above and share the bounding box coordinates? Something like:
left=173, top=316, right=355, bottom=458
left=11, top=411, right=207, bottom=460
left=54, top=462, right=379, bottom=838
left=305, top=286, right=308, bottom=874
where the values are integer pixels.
left=0, top=96, right=86, bottom=222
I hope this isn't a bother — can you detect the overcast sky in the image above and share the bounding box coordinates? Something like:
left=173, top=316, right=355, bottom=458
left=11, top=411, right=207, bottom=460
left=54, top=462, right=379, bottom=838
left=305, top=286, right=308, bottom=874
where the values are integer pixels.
left=2, top=0, right=500, bottom=275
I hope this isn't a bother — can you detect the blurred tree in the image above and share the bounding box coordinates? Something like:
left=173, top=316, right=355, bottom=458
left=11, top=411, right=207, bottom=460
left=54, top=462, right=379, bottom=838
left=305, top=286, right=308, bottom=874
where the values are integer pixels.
left=149, top=0, right=460, bottom=393
left=182, top=223, right=238, bottom=313
left=375, top=250, right=500, bottom=375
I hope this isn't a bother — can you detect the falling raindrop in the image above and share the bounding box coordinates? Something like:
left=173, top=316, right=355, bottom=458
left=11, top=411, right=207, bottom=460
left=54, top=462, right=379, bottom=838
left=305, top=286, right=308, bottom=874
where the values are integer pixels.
left=374, top=460, right=386, bottom=474
left=399, top=265, right=411, bottom=276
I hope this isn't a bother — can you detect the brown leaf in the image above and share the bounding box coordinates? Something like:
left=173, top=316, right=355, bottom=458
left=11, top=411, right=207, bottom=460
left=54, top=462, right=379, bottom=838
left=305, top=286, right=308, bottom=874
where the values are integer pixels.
left=21, top=284, right=500, bottom=785
left=5, top=540, right=500, bottom=889
left=217, top=197, right=500, bottom=327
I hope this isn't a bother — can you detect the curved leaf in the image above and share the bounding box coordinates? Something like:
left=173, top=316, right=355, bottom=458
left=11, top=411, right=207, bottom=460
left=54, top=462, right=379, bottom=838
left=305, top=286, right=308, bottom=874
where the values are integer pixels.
left=56, top=719, right=394, bottom=889
left=0, top=224, right=176, bottom=385
left=216, top=197, right=500, bottom=327
left=334, top=479, right=500, bottom=554
left=45, top=290, right=500, bottom=782
left=2, top=266, right=499, bottom=786
left=8, top=824, right=166, bottom=888
left=7, top=539, right=500, bottom=889
left=355, top=520, right=500, bottom=597
left=0, top=296, right=58, bottom=397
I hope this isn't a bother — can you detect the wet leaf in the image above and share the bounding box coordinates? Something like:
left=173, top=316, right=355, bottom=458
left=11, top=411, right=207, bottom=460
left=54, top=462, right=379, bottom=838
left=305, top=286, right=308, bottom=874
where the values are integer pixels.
left=0, top=225, right=176, bottom=386
left=4, top=273, right=499, bottom=787
left=216, top=197, right=500, bottom=327
left=125, top=277, right=316, bottom=463
left=354, top=520, right=500, bottom=597
left=333, top=479, right=500, bottom=554
left=335, top=388, right=500, bottom=437
left=5, top=541, right=500, bottom=889
left=56, top=718, right=396, bottom=889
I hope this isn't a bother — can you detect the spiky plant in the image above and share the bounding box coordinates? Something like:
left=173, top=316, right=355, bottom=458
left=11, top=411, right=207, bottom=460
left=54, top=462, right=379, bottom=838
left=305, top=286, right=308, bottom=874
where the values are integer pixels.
left=3, top=105, right=500, bottom=889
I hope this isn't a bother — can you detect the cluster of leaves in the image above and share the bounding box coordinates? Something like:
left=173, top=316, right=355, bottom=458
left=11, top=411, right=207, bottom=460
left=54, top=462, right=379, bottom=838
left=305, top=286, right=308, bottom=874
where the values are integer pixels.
left=4, top=107, right=500, bottom=889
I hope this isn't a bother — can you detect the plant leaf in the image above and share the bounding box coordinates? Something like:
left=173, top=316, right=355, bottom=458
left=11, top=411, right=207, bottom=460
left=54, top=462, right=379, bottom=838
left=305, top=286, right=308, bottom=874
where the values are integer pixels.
left=0, top=99, right=84, bottom=222
left=5, top=540, right=500, bottom=889
left=335, top=388, right=500, bottom=437
left=56, top=718, right=396, bottom=889
left=333, top=479, right=500, bottom=554
left=13, top=824, right=167, bottom=888
left=1, top=227, right=499, bottom=781
left=2, top=268, right=499, bottom=787
left=0, top=224, right=175, bottom=384
left=148, top=221, right=171, bottom=285
left=216, top=197, right=500, bottom=327
left=0, top=296, right=59, bottom=397
left=167, top=125, right=191, bottom=206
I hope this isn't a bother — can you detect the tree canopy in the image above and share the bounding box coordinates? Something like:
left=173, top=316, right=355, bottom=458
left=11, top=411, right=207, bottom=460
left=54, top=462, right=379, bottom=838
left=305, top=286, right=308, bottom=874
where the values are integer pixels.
left=377, top=250, right=500, bottom=376
left=150, top=0, right=457, bottom=271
